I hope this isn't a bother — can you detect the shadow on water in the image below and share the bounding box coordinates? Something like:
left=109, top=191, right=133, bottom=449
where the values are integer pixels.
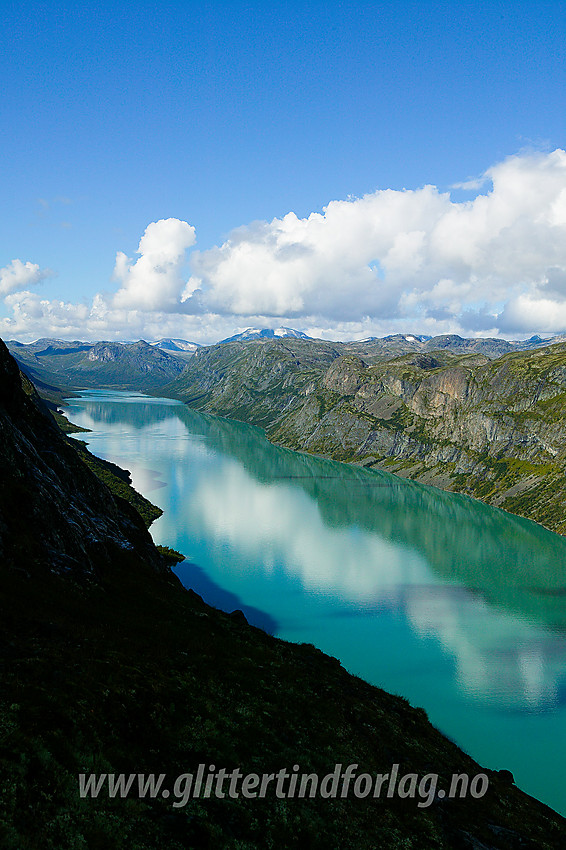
left=174, top=561, right=278, bottom=634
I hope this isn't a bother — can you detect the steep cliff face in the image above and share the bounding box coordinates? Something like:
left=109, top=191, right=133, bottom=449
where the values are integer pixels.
left=0, top=339, right=163, bottom=576
left=163, top=339, right=566, bottom=534
left=168, top=338, right=342, bottom=426
left=300, top=345, right=566, bottom=534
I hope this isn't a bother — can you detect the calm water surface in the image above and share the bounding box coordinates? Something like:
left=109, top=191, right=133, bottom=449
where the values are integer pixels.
left=66, top=390, right=566, bottom=815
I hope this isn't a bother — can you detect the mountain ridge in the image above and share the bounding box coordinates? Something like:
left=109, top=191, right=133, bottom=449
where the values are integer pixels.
left=6, top=338, right=186, bottom=393
left=161, top=337, right=566, bottom=535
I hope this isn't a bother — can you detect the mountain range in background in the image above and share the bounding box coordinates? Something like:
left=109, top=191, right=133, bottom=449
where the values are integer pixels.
left=5, top=338, right=186, bottom=396
left=5, top=330, right=566, bottom=402
left=6, top=329, right=565, bottom=364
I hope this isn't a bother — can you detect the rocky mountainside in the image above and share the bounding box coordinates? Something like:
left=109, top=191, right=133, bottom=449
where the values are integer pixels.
left=7, top=332, right=565, bottom=397
left=175, top=338, right=343, bottom=426
left=2, top=338, right=566, bottom=847
left=345, top=333, right=515, bottom=360
left=211, top=331, right=566, bottom=359
left=163, top=338, right=566, bottom=534
left=0, top=339, right=163, bottom=576
left=6, top=338, right=186, bottom=393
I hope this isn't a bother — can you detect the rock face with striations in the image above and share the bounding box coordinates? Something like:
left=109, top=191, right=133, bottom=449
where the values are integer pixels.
left=162, top=338, right=566, bottom=534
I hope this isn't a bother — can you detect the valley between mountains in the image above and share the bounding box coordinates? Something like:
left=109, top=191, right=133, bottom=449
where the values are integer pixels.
left=9, top=331, right=566, bottom=536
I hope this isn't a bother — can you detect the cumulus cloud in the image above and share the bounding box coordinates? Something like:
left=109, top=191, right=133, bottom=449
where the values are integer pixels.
left=498, top=295, right=566, bottom=334
left=4, top=149, right=566, bottom=342
left=185, top=149, right=566, bottom=332
left=186, top=188, right=446, bottom=320
left=0, top=287, right=241, bottom=345
left=113, top=218, right=196, bottom=311
left=0, top=259, right=51, bottom=296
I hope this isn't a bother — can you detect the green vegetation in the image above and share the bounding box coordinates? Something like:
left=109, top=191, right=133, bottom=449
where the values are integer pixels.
left=49, top=407, right=163, bottom=529
left=156, top=544, right=185, bottom=564
left=7, top=338, right=186, bottom=393
left=51, top=409, right=90, bottom=434
left=72, top=438, right=163, bottom=528
left=160, top=338, right=566, bottom=535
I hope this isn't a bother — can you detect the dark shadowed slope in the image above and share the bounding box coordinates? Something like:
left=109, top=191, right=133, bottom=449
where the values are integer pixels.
left=0, top=340, right=163, bottom=576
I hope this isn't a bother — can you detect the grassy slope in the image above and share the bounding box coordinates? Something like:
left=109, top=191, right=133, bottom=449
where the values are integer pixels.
left=22, top=380, right=164, bottom=530
left=70, top=438, right=163, bottom=528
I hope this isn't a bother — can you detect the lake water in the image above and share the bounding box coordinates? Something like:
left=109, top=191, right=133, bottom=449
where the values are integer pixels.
left=66, top=390, right=566, bottom=815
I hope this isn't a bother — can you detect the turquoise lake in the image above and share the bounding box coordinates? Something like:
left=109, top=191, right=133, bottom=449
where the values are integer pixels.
left=65, top=390, right=566, bottom=815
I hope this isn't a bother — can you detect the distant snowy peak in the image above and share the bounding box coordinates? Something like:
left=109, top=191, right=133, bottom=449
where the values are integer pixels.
left=219, top=327, right=312, bottom=344
left=273, top=327, right=311, bottom=339
left=355, top=333, right=431, bottom=344
left=151, top=338, right=201, bottom=352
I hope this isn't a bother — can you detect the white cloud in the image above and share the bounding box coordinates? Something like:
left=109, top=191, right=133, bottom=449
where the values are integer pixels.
left=186, top=149, right=566, bottom=330
left=451, top=176, right=487, bottom=191
left=498, top=294, right=566, bottom=334
left=4, top=149, right=566, bottom=342
left=187, top=188, right=448, bottom=320
left=0, top=286, right=241, bottom=344
left=113, top=218, right=196, bottom=311
left=0, top=259, right=50, bottom=296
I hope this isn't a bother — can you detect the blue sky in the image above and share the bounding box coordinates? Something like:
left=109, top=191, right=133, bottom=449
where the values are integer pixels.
left=1, top=0, right=565, bottom=342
